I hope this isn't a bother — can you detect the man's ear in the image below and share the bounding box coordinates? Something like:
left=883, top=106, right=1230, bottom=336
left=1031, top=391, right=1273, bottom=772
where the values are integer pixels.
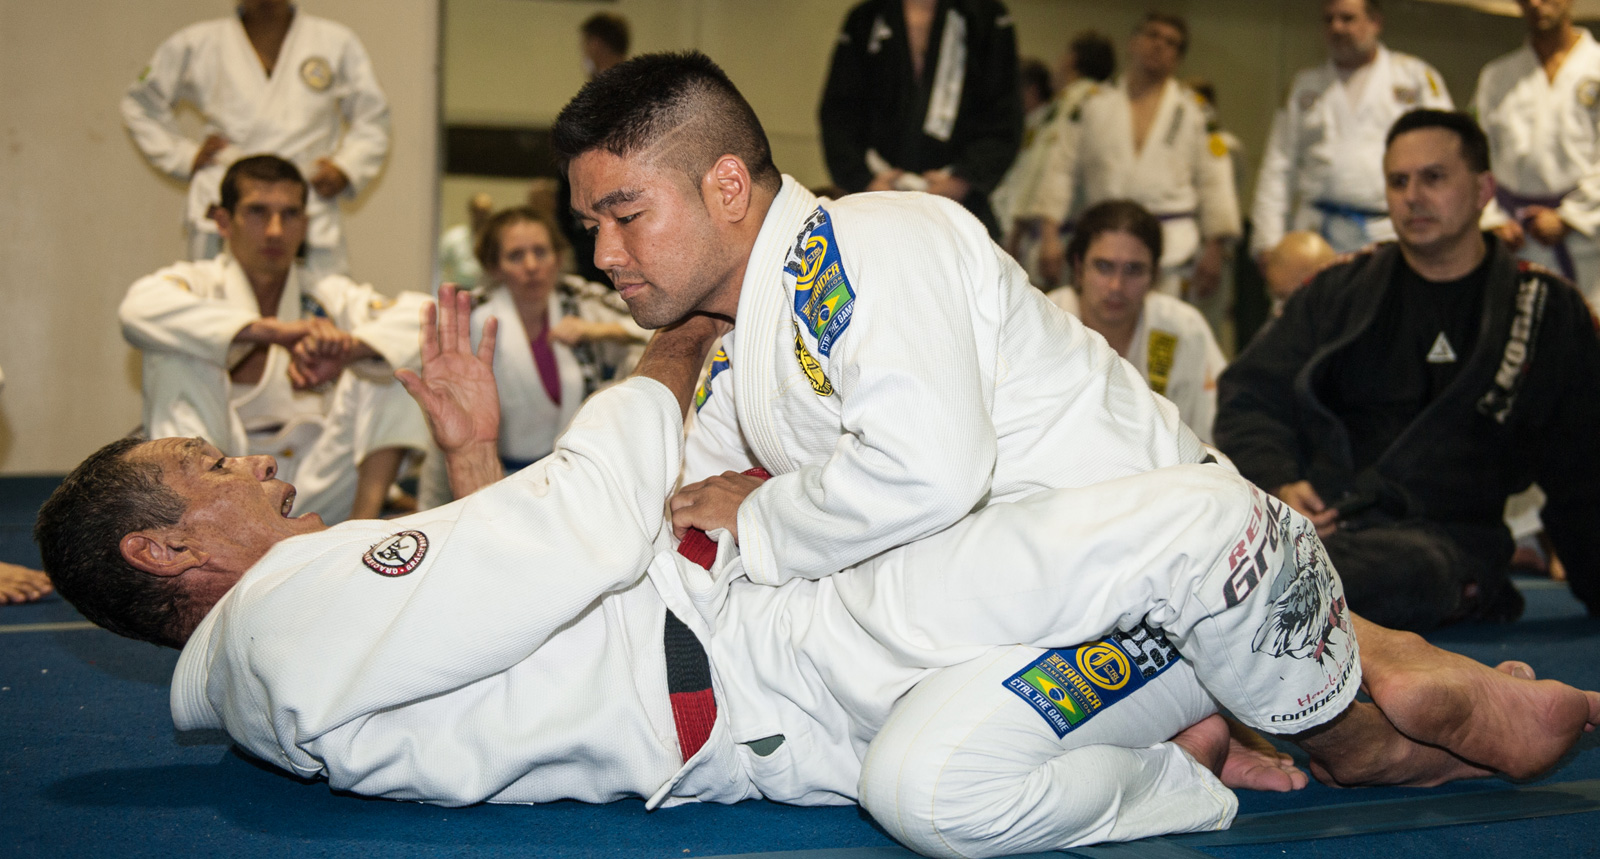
left=120, top=531, right=209, bottom=578
left=211, top=205, right=233, bottom=244
left=1477, top=170, right=1497, bottom=214
left=705, top=155, right=752, bottom=223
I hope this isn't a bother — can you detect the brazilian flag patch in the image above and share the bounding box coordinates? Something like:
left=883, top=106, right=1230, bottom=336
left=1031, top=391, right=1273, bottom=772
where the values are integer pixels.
left=1003, top=625, right=1180, bottom=738
left=786, top=207, right=855, bottom=357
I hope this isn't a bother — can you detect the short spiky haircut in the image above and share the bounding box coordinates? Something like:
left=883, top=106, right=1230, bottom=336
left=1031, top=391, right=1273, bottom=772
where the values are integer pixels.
left=1386, top=109, right=1490, bottom=173
left=550, top=51, right=781, bottom=193
left=34, top=437, right=192, bottom=648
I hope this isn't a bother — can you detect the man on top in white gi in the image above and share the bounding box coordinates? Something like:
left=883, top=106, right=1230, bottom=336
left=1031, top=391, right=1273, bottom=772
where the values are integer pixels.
left=1476, top=0, right=1600, bottom=308
left=1251, top=0, right=1451, bottom=260
left=120, top=155, right=428, bottom=523
left=122, top=0, right=389, bottom=277
left=34, top=283, right=1600, bottom=856
left=1056, top=13, right=1240, bottom=300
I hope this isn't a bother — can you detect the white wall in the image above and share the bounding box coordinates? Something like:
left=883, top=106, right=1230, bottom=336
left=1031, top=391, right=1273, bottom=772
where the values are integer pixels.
left=0, top=0, right=439, bottom=474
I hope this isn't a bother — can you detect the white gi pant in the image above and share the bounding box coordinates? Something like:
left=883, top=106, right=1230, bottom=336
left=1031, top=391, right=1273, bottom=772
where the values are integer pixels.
left=825, top=465, right=1360, bottom=857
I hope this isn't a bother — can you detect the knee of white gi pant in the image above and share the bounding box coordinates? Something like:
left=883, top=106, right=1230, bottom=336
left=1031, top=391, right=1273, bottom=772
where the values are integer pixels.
left=861, top=738, right=1234, bottom=858
left=1166, top=485, right=1362, bottom=736
left=348, top=372, right=430, bottom=457
left=860, top=647, right=1234, bottom=858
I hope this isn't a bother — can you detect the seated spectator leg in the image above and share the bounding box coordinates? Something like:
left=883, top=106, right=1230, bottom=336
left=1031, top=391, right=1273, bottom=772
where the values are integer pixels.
left=1321, top=524, right=1518, bottom=631
left=859, top=645, right=1229, bottom=858
left=291, top=371, right=429, bottom=523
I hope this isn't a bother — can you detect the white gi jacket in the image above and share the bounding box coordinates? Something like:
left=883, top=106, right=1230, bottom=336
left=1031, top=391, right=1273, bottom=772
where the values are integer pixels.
left=991, top=78, right=1100, bottom=230
left=685, top=177, right=1207, bottom=587
left=472, top=277, right=646, bottom=465
left=121, top=12, right=390, bottom=251
left=1062, top=78, right=1241, bottom=274
left=119, top=255, right=427, bottom=459
left=1048, top=289, right=1226, bottom=444
left=1476, top=28, right=1600, bottom=304
left=1251, top=46, right=1451, bottom=256
left=169, top=377, right=1359, bottom=851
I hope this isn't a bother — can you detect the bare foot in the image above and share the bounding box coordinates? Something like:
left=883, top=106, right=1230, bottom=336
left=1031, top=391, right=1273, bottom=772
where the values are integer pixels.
left=1222, top=717, right=1308, bottom=792
left=0, top=561, right=53, bottom=604
left=1497, top=660, right=1536, bottom=681
left=1170, top=713, right=1230, bottom=777
left=1297, top=701, right=1493, bottom=788
left=1355, top=614, right=1600, bottom=780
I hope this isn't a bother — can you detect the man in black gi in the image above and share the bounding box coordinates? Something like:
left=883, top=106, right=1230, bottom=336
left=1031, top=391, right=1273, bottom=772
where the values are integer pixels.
left=817, top=0, right=1023, bottom=236
left=1216, top=109, right=1600, bottom=631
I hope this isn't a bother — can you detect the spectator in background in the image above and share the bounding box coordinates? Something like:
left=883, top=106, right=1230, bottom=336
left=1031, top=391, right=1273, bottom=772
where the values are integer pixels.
left=1476, top=0, right=1600, bottom=309
left=1048, top=201, right=1226, bottom=443
left=558, top=13, right=633, bottom=285
left=437, top=192, right=493, bottom=289
left=1251, top=0, right=1450, bottom=260
left=1261, top=230, right=1338, bottom=317
left=1217, top=110, right=1600, bottom=631
left=1060, top=13, right=1240, bottom=301
left=119, top=156, right=430, bottom=524
left=418, top=208, right=648, bottom=510
left=993, top=31, right=1115, bottom=286
left=122, top=0, right=389, bottom=278
left=818, top=0, right=1023, bottom=236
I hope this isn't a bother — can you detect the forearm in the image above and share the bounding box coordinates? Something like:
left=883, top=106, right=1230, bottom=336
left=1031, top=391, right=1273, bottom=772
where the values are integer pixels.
left=445, top=441, right=504, bottom=498
left=630, top=317, right=724, bottom=419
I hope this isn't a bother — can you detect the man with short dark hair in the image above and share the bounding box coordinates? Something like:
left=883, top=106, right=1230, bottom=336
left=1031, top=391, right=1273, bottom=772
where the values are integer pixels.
left=580, top=12, right=630, bottom=77
left=1218, top=109, right=1600, bottom=630
left=120, top=155, right=430, bottom=523
left=817, top=0, right=1024, bottom=235
left=1251, top=0, right=1451, bottom=260
left=36, top=285, right=1600, bottom=856
left=1058, top=12, right=1241, bottom=299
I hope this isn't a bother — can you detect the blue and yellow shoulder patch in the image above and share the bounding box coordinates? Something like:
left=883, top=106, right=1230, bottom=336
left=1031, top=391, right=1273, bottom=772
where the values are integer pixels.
left=300, top=294, right=330, bottom=319
left=1004, top=625, right=1179, bottom=738
left=693, top=348, right=731, bottom=412
left=783, top=207, right=856, bottom=357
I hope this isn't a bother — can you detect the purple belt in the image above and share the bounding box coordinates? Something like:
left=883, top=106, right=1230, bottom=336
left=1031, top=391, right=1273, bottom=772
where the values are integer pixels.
left=1496, top=187, right=1576, bottom=282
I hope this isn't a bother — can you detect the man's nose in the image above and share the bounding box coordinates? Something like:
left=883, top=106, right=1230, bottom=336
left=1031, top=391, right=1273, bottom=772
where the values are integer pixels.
left=593, top=224, right=628, bottom=271
left=246, top=454, right=277, bottom=481
left=265, top=213, right=284, bottom=237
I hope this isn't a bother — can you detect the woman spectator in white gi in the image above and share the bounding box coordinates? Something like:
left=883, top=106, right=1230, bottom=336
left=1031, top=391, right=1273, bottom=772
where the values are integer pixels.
left=1049, top=200, right=1226, bottom=442
left=419, top=208, right=646, bottom=507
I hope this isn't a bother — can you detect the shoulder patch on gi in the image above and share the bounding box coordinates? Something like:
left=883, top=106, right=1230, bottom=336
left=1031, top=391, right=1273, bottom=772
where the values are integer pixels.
left=793, top=324, right=835, bottom=396
left=1146, top=329, right=1179, bottom=395
left=1579, top=79, right=1600, bottom=109
left=1208, top=132, right=1228, bottom=158
left=784, top=207, right=856, bottom=357
left=694, top=347, right=731, bottom=412
left=1003, top=625, right=1179, bottom=739
left=1393, top=85, right=1420, bottom=106
left=300, top=56, right=334, bottom=92
left=363, top=530, right=429, bottom=577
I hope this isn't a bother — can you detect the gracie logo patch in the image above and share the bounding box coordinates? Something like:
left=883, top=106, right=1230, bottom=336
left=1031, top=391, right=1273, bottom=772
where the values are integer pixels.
left=300, top=57, right=334, bottom=92
left=1004, top=628, right=1177, bottom=739
left=363, top=531, right=429, bottom=577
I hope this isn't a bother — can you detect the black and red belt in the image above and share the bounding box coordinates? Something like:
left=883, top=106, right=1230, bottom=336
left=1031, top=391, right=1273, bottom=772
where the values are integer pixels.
left=662, top=467, right=769, bottom=762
